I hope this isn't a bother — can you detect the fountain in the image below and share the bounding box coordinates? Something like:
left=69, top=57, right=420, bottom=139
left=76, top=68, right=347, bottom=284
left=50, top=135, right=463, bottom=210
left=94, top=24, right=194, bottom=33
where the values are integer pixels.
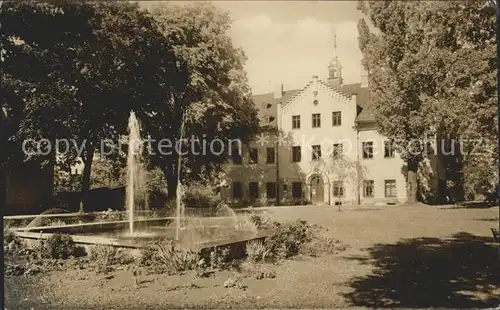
left=11, top=112, right=274, bottom=260
left=126, top=111, right=147, bottom=235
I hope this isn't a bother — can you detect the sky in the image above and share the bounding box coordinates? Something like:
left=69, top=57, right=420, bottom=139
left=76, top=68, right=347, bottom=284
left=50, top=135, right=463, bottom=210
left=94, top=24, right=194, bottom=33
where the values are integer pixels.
left=138, top=1, right=364, bottom=95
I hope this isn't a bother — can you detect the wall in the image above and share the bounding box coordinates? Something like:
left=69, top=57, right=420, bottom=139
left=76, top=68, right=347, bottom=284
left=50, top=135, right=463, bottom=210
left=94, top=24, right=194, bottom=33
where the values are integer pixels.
left=222, top=77, right=431, bottom=206
left=278, top=78, right=358, bottom=205
left=357, top=125, right=407, bottom=204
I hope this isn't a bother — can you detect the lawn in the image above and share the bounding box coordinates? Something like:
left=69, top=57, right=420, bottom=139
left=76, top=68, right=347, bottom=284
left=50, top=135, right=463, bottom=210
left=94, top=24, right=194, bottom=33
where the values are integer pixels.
left=5, top=203, right=500, bottom=309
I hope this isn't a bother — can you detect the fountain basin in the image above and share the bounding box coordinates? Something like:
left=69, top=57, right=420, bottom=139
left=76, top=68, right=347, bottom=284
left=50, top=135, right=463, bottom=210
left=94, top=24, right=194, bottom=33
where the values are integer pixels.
left=12, top=218, right=275, bottom=260
left=14, top=217, right=175, bottom=235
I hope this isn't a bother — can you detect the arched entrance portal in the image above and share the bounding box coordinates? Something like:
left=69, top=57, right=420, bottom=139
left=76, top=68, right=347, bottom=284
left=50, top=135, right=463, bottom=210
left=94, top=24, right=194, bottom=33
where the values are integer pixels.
left=309, top=174, right=324, bottom=205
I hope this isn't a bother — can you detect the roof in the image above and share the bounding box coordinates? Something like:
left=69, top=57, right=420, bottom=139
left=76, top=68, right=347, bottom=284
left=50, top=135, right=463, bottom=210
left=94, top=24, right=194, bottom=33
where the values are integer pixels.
left=251, top=89, right=301, bottom=127
left=251, top=81, right=374, bottom=124
left=339, top=83, right=374, bottom=123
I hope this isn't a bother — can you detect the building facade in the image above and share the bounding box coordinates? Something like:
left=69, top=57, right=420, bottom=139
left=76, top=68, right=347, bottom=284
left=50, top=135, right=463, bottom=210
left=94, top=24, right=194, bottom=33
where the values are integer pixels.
left=221, top=48, right=442, bottom=206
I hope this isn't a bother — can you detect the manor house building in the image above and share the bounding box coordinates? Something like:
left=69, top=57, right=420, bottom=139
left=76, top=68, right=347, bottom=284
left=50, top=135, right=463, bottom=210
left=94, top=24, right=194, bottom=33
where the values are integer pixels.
left=220, top=47, right=443, bottom=206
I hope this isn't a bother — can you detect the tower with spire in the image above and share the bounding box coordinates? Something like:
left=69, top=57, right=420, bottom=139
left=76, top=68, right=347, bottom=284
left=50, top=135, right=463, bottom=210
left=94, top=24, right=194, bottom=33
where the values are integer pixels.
left=327, top=28, right=343, bottom=90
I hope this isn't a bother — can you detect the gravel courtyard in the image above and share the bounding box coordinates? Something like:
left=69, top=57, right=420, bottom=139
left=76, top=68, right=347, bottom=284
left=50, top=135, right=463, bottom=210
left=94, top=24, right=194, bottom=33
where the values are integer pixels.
left=5, top=203, right=500, bottom=309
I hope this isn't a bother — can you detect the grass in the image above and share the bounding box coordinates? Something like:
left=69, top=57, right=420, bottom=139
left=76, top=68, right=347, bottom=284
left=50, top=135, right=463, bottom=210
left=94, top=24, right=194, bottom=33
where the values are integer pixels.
left=5, top=204, right=499, bottom=309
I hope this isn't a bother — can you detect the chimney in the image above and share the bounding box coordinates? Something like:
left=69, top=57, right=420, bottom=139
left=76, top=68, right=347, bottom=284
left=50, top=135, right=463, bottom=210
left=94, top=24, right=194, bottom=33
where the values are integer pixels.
left=312, top=75, right=319, bottom=92
left=351, top=94, right=357, bottom=106
left=274, top=83, right=283, bottom=99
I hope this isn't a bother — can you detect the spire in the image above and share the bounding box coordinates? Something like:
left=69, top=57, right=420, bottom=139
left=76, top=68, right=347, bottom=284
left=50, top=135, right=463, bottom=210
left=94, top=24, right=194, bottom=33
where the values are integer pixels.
left=328, top=26, right=343, bottom=88
left=333, top=27, right=337, bottom=58
left=329, top=26, right=341, bottom=68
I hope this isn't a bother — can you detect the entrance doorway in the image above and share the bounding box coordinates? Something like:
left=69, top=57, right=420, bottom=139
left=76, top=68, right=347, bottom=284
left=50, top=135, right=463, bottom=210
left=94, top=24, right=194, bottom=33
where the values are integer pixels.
left=309, top=174, right=324, bottom=205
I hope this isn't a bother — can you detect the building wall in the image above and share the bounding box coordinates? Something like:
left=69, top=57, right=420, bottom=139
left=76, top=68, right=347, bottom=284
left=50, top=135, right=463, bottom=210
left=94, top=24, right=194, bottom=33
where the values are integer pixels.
left=357, top=126, right=407, bottom=204
left=221, top=140, right=278, bottom=203
left=277, top=78, right=359, bottom=205
left=222, top=78, right=435, bottom=206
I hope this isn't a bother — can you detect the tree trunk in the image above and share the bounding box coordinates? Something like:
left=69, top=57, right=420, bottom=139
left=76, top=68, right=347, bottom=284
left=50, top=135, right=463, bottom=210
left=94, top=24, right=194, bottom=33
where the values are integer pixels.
left=166, top=170, right=178, bottom=201
left=406, top=159, right=419, bottom=204
left=443, top=138, right=465, bottom=202
left=81, top=142, right=95, bottom=212
left=175, top=115, right=186, bottom=241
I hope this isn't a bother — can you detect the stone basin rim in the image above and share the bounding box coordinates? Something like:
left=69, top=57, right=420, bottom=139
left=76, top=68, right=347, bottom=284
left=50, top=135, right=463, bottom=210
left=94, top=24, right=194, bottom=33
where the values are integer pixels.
left=14, top=229, right=275, bottom=251
left=13, top=215, right=246, bottom=232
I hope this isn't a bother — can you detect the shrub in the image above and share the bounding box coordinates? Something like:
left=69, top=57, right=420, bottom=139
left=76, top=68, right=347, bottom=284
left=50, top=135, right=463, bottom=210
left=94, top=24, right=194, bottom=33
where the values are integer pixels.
left=240, top=260, right=276, bottom=280
left=153, top=240, right=204, bottom=274
left=246, top=240, right=270, bottom=263
left=89, top=245, right=134, bottom=273
left=301, top=235, right=350, bottom=256
left=293, top=198, right=311, bottom=206
left=208, top=247, right=230, bottom=270
left=264, top=220, right=314, bottom=259
left=48, top=219, right=67, bottom=227
left=41, top=234, right=77, bottom=259
left=4, top=233, right=28, bottom=257
left=96, top=211, right=124, bottom=222
left=248, top=211, right=274, bottom=229
left=183, top=183, right=220, bottom=208
left=4, top=225, right=16, bottom=244
left=138, top=243, right=157, bottom=266
left=223, top=276, right=246, bottom=290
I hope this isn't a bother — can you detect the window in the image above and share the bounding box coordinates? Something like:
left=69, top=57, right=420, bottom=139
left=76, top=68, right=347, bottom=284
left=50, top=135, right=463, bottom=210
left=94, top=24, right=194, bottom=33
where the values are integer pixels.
left=333, top=181, right=344, bottom=197
left=232, top=150, right=242, bottom=164
left=384, top=140, right=395, bottom=158
left=313, top=99, right=319, bottom=105
left=266, top=182, right=276, bottom=199
left=249, top=182, right=259, bottom=199
left=292, top=146, right=301, bottom=162
left=363, top=180, right=374, bottom=197
left=312, top=113, right=321, bottom=128
left=292, top=115, right=301, bottom=129
left=332, top=143, right=343, bottom=159
left=232, top=182, right=242, bottom=199
left=312, top=145, right=321, bottom=160
left=292, top=182, right=303, bottom=199
left=266, top=147, right=275, bottom=164
left=266, top=103, right=272, bottom=109
left=249, top=148, right=258, bottom=164
left=384, top=180, right=397, bottom=198
left=268, top=116, right=275, bottom=123
left=362, top=141, right=374, bottom=159
left=332, top=111, right=342, bottom=126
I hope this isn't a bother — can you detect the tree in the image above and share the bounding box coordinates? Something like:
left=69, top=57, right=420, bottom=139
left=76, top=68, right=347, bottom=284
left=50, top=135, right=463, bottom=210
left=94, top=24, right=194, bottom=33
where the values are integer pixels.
left=310, top=147, right=368, bottom=210
left=414, top=1, right=497, bottom=200
left=54, top=166, right=82, bottom=193
left=1, top=1, right=94, bottom=210
left=89, top=154, right=168, bottom=205
left=144, top=2, right=260, bottom=200
left=90, top=157, right=126, bottom=189
left=357, top=0, right=497, bottom=203
left=2, top=1, right=179, bottom=210
left=357, top=1, right=428, bottom=203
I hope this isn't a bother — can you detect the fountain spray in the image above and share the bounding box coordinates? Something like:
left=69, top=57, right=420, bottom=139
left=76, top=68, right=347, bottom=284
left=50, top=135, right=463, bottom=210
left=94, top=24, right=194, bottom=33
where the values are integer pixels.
left=126, top=111, right=146, bottom=235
